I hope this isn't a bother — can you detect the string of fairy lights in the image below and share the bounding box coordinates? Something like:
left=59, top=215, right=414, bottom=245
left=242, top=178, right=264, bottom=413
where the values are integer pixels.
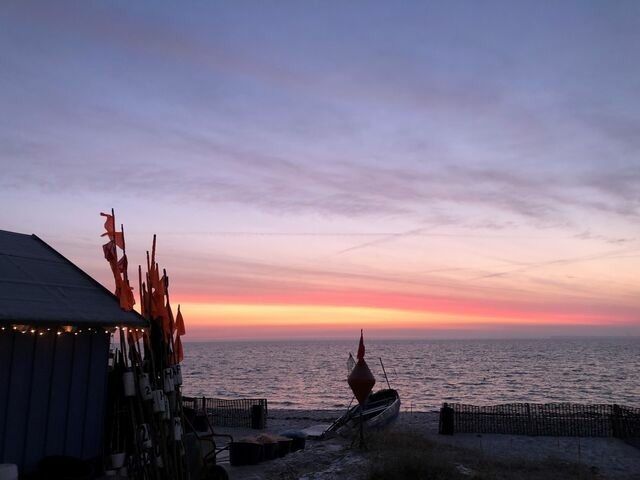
left=0, top=325, right=146, bottom=337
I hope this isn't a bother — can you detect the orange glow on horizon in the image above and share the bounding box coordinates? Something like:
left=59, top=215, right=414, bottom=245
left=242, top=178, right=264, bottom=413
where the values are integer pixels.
left=180, top=301, right=628, bottom=336
left=172, top=283, right=639, bottom=327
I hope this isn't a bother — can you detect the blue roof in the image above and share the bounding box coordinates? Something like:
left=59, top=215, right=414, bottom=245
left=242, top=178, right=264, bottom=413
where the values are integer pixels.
left=0, top=229, right=147, bottom=327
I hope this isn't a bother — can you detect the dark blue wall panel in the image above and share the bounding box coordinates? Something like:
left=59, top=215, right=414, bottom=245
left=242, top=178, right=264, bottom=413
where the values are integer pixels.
left=22, top=333, right=56, bottom=470
left=0, top=331, right=111, bottom=473
left=0, top=333, right=15, bottom=461
left=82, top=333, right=110, bottom=458
left=45, top=333, right=74, bottom=457
left=65, top=335, right=90, bottom=456
left=3, top=333, right=35, bottom=466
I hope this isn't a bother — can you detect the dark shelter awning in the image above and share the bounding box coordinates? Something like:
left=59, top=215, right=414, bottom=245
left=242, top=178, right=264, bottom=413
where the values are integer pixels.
left=0, top=229, right=146, bottom=327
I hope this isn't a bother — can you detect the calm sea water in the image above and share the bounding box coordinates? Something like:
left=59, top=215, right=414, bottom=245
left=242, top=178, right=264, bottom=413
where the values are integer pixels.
left=181, top=338, right=640, bottom=411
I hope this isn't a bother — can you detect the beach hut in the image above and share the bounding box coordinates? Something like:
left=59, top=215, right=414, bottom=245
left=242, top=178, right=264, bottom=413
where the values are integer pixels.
left=0, top=229, right=147, bottom=475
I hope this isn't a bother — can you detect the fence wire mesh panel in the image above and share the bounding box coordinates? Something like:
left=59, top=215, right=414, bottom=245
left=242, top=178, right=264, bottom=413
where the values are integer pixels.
left=182, top=396, right=268, bottom=428
left=443, top=403, right=640, bottom=438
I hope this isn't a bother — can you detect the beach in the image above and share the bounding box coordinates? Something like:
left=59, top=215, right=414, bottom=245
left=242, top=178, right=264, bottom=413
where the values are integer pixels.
left=213, top=409, right=640, bottom=480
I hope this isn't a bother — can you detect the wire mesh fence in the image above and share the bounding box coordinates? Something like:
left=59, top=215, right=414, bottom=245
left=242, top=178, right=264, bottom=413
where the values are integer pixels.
left=183, top=396, right=268, bottom=428
left=439, top=402, right=640, bottom=439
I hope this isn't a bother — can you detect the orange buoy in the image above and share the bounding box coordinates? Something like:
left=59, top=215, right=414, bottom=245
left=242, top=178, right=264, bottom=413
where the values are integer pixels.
left=347, top=330, right=375, bottom=405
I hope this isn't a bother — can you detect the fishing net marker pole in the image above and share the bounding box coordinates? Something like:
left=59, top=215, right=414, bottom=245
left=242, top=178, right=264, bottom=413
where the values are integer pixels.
left=379, top=358, right=391, bottom=390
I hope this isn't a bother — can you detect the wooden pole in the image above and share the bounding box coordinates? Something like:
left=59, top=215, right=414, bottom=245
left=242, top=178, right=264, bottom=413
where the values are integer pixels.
left=379, top=358, right=391, bottom=390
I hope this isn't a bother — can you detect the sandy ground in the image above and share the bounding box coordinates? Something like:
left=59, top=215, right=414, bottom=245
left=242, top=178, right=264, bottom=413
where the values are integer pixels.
left=211, top=409, right=640, bottom=480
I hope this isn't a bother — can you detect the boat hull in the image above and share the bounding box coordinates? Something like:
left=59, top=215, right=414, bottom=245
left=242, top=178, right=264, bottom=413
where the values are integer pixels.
left=329, top=389, right=401, bottom=437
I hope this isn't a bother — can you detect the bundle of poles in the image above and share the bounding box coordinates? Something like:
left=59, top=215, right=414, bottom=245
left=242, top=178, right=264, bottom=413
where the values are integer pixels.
left=102, top=210, right=188, bottom=480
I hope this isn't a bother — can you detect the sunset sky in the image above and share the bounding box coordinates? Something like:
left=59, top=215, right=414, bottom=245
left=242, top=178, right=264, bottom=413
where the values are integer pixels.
left=1, top=1, right=639, bottom=339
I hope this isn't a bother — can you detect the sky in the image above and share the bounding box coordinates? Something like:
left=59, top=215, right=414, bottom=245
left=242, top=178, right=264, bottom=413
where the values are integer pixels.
left=1, top=1, right=639, bottom=340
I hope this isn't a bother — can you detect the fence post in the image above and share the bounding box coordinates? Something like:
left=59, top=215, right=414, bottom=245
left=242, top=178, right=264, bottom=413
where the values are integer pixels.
left=612, top=404, right=621, bottom=438
left=439, top=403, right=454, bottom=435
left=251, top=404, right=266, bottom=429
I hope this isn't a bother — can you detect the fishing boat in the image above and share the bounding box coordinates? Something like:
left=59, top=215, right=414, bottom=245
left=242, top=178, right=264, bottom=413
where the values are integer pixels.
left=326, top=388, right=401, bottom=437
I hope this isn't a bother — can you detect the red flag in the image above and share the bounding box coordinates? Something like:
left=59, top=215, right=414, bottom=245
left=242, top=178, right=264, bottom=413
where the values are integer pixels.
left=149, top=265, right=162, bottom=297
left=357, top=329, right=365, bottom=360
left=100, top=212, right=125, bottom=249
left=108, top=260, right=123, bottom=300
left=117, top=254, right=128, bottom=275
left=175, top=305, right=186, bottom=336
left=99, top=213, right=138, bottom=314
left=174, top=335, right=184, bottom=363
left=119, top=282, right=135, bottom=311
left=103, top=240, right=117, bottom=264
left=150, top=276, right=166, bottom=320
left=112, top=231, right=125, bottom=250
left=140, top=282, right=148, bottom=317
left=100, top=212, right=114, bottom=237
left=164, top=301, right=174, bottom=338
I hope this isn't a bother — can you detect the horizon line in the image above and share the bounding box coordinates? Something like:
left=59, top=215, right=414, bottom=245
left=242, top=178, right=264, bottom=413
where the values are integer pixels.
left=182, top=334, right=640, bottom=343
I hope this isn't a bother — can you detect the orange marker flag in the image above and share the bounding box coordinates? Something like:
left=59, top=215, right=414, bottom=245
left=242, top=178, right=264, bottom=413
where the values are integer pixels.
left=150, top=276, right=166, bottom=320
left=102, top=240, right=117, bottom=264
left=100, top=211, right=134, bottom=311
left=140, top=282, right=148, bottom=318
left=174, top=335, right=184, bottom=363
left=164, top=301, right=174, bottom=339
left=117, top=254, right=128, bottom=275
left=100, top=212, right=114, bottom=236
left=100, top=212, right=124, bottom=249
left=357, top=329, right=365, bottom=360
left=119, top=284, right=135, bottom=311
left=175, top=305, right=186, bottom=336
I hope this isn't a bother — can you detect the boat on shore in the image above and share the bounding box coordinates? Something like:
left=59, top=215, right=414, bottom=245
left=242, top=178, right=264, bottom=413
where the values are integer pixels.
left=326, top=389, right=401, bottom=437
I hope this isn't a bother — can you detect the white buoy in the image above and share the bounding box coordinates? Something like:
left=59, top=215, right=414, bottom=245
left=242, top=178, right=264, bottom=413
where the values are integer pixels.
left=152, top=390, right=166, bottom=413
left=162, top=396, right=171, bottom=420
left=138, top=373, right=152, bottom=400
left=163, top=367, right=174, bottom=393
left=137, top=424, right=152, bottom=449
left=173, top=364, right=183, bottom=386
left=0, top=464, right=18, bottom=480
left=173, top=417, right=183, bottom=441
left=123, top=371, right=135, bottom=397
left=110, top=452, right=126, bottom=469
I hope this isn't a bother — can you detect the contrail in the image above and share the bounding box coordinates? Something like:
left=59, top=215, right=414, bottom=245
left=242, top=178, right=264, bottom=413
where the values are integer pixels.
left=472, top=247, right=640, bottom=281
left=337, top=228, right=427, bottom=255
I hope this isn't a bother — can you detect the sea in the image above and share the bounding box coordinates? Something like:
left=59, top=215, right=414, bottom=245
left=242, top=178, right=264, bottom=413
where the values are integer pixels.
left=181, top=337, right=640, bottom=411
